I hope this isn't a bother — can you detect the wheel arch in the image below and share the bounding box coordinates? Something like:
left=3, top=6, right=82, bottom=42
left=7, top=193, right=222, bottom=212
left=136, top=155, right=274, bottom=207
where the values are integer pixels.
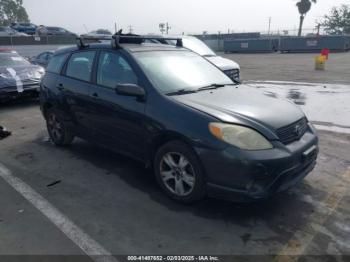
left=147, top=131, right=205, bottom=172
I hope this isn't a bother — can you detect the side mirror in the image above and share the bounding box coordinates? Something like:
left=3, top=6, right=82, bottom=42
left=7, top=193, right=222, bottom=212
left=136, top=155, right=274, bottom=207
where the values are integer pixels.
left=115, top=84, right=146, bottom=98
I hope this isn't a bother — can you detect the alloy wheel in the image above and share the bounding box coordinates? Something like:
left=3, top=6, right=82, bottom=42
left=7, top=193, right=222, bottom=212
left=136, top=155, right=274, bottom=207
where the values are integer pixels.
left=47, top=113, right=63, bottom=142
left=159, top=152, right=196, bottom=197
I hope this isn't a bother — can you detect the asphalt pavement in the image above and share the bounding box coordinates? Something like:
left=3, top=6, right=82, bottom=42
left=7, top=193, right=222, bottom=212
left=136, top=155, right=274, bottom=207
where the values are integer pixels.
left=0, top=51, right=350, bottom=260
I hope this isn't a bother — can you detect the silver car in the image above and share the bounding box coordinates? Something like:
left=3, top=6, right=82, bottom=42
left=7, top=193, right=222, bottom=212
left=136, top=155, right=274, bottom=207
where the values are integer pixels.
left=145, top=35, right=241, bottom=82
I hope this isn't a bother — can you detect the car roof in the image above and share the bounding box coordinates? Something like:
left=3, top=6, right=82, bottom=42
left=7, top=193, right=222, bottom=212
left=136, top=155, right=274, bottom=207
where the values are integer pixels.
left=54, top=42, right=187, bottom=56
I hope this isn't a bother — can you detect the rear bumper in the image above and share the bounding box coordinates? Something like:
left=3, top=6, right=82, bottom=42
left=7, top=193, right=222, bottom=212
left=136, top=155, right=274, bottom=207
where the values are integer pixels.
left=196, top=127, right=319, bottom=202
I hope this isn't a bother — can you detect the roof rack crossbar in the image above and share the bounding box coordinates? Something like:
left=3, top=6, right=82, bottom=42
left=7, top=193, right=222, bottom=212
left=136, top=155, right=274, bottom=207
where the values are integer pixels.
left=112, top=35, right=184, bottom=48
left=77, top=35, right=184, bottom=49
left=76, top=36, right=112, bottom=49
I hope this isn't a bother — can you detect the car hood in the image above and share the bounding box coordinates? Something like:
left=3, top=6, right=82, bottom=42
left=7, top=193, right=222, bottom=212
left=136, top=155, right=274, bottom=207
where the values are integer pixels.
left=0, top=65, right=43, bottom=89
left=206, top=56, right=240, bottom=71
left=172, top=85, right=305, bottom=130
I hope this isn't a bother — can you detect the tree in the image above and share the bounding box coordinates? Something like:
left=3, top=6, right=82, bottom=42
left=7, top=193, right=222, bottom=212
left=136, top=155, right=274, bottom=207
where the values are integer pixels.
left=296, top=0, right=317, bottom=36
left=322, top=5, right=350, bottom=35
left=0, top=0, right=30, bottom=26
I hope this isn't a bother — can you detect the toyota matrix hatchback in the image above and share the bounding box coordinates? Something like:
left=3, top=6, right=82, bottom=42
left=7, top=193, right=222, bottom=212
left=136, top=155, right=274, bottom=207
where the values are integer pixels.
left=40, top=36, right=318, bottom=203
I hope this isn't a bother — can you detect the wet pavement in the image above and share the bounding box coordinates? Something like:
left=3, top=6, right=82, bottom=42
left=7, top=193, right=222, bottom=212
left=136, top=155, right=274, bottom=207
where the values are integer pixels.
left=246, top=81, right=350, bottom=134
left=0, top=50, right=349, bottom=259
left=0, top=90, right=349, bottom=259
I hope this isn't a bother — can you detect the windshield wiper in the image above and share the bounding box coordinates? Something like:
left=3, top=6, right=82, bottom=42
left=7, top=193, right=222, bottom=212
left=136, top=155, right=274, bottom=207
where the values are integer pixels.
left=197, top=83, right=234, bottom=92
left=166, top=88, right=198, bottom=96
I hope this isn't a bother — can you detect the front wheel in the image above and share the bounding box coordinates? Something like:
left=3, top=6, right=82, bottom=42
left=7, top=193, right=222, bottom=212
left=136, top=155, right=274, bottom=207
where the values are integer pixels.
left=154, top=141, right=206, bottom=203
left=46, top=108, right=74, bottom=146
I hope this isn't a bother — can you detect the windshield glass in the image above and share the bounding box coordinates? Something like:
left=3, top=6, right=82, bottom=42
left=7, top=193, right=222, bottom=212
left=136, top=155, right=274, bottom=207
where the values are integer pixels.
left=182, top=37, right=216, bottom=57
left=0, top=53, right=30, bottom=67
left=134, top=51, right=232, bottom=94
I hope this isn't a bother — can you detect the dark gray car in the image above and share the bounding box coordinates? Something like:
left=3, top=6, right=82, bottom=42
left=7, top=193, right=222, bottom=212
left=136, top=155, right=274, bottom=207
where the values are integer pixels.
left=40, top=36, right=318, bottom=203
left=36, top=26, right=77, bottom=37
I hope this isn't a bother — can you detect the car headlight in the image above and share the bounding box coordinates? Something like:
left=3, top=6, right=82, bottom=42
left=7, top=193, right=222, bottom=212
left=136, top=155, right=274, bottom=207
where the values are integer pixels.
left=35, top=67, right=45, bottom=78
left=209, top=123, right=273, bottom=150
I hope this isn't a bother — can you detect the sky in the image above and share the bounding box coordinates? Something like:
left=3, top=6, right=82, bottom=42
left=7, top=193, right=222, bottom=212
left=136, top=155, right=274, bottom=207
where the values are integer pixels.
left=23, top=0, right=348, bottom=35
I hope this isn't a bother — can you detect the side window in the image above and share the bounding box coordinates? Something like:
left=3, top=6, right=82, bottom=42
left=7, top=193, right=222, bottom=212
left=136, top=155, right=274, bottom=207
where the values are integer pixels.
left=66, top=51, right=95, bottom=82
left=47, top=53, right=53, bottom=60
left=97, top=51, right=138, bottom=88
left=46, top=53, right=68, bottom=74
left=38, top=53, right=48, bottom=60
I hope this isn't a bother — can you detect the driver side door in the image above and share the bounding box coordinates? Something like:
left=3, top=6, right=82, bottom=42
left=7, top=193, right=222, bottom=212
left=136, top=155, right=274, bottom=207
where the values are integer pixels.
left=89, top=50, right=147, bottom=160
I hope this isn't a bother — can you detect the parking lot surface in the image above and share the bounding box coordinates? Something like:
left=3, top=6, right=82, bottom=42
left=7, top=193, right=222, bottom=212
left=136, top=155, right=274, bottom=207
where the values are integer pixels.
left=223, top=52, right=350, bottom=84
left=0, top=51, right=350, bottom=260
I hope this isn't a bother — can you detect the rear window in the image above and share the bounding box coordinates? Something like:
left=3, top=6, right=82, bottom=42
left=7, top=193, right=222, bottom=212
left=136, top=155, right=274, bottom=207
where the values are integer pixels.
left=46, top=53, right=68, bottom=74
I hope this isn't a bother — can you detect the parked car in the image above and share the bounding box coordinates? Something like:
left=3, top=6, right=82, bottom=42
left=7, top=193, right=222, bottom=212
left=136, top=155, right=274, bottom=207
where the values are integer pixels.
left=0, top=49, right=45, bottom=102
left=81, top=29, right=113, bottom=39
left=36, top=26, right=77, bottom=37
left=40, top=36, right=318, bottom=203
left=0, top=26, right=28, bottom=37
left=30, top=51, right=54, bottom=68
left=145, top=35, right=241, bottom=82
left=10, top=23, right=37, bottom=35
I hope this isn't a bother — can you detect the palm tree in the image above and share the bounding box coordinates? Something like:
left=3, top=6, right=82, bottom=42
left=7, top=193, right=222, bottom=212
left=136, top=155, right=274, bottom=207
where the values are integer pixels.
left=296, top=0, right=317, bottom=36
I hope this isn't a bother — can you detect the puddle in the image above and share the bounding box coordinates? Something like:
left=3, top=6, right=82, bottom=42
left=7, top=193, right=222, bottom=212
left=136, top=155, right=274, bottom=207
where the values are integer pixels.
left=246, top=81, right=350, bottom=134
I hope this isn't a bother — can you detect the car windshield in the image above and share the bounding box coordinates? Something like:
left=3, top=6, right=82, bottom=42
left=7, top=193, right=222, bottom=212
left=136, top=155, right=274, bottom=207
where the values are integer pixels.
left=167, top=37, right=216, bottom=57
left=0, top=53, right=30, bottom=67
left=96, top=30, right=112, bottom=35
left=182, top=37, right=216, bottom=57
left=134, top=51, right=232, bottom=94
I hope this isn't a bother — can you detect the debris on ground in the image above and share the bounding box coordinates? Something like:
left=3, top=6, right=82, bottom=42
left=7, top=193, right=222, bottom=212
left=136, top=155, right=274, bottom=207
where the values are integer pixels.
left=46, top=180, right=62, bottom=188
left=0, top=126, right=12, bottom=140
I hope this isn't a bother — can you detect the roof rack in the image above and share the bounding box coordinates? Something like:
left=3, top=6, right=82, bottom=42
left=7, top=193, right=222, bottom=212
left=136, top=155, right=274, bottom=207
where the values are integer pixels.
left=76, top=37, right=111, bottom=49
left=77, top=34, right=183, bottom=50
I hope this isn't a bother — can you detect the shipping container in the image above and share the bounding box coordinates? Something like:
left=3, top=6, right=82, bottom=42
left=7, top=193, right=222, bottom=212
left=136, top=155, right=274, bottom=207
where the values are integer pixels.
left=280, top=36, right=350, bottom=53
left=224, top=38, right=279, bottom=53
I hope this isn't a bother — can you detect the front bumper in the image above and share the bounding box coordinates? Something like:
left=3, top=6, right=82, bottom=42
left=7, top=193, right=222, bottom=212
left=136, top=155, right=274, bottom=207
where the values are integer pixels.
left=0, top=84, right=40, bottom=101
left=197, top=126, right=319, bottom=202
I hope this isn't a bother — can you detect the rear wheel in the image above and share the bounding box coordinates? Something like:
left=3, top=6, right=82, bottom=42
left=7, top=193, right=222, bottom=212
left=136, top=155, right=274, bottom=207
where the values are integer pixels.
left=46, top=108, right=74, bottom=146
left=154, top=141, right=206, bottom=203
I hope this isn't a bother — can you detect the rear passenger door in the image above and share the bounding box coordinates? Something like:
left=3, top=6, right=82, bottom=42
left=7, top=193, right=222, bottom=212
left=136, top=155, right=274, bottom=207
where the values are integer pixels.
left=89, top=50, right=146, bottom=160
left=59, top=50, right=97, bottom=137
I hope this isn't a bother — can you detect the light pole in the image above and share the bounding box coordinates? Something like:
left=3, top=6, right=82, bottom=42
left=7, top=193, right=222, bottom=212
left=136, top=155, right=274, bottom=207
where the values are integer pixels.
left=268, top=17, right=272, bottom=35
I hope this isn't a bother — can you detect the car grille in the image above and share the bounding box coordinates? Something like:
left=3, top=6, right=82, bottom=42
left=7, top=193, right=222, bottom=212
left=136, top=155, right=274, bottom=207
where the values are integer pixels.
left=22, top=79, right=40, bottom=86
left=276, top=118, right=308, bottom=145
left=224, top=69, right=240, bottom=81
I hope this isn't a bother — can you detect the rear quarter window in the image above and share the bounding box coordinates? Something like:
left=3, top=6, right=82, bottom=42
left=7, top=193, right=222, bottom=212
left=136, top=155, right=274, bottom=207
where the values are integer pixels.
left=46, top=53, right=68, bottom=74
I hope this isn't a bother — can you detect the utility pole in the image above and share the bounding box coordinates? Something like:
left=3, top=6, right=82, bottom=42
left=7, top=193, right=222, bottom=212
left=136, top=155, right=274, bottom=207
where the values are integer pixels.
left=159, top=22, right=171, bottom=35
left=114, top=21, right=117, bottom=34
left=159, top=23, right=165, bottom=35
left=165, top=22, right=171, bottom=35
left=128, top=25, right=133, bottom=34
left=316, top=23, right=321, bottom=36
left=268, top=17, right=272, bottom=35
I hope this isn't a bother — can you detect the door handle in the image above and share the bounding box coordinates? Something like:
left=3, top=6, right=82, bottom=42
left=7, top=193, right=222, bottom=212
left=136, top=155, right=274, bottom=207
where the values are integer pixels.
left=57, top=83, right=65, bottom=91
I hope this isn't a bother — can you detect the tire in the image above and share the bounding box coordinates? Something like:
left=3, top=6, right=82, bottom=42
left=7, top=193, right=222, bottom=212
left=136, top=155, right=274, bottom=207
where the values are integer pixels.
left=46, top=108, right=74, bottom=147
left=154, top=140, right=206, bottom=203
